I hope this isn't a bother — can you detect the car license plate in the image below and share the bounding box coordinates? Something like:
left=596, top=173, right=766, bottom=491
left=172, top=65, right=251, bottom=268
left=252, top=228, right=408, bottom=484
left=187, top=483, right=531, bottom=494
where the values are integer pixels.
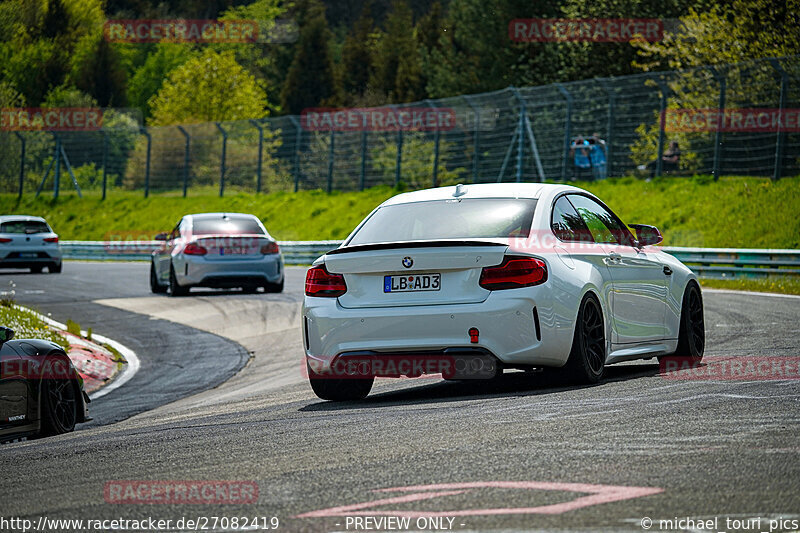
left=20, top=252, right=38, bottom=258
left=384, top=273, right=441, bottom=293
left=220, top=247, right=247, bottom=255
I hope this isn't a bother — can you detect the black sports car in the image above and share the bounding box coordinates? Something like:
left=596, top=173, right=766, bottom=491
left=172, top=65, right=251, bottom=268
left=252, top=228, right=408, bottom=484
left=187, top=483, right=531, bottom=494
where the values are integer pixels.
left=0, top=327, right=90, bottom=441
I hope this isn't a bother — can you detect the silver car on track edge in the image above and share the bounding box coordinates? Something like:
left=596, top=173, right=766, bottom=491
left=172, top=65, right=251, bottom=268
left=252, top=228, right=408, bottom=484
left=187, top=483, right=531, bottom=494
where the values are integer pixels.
left=151, top=212, right=284, bottom=296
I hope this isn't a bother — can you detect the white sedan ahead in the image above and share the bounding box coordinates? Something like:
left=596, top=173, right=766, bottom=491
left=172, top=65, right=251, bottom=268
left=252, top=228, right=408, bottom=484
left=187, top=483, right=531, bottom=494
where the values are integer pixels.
left=302, top=183, right=704, bottom=401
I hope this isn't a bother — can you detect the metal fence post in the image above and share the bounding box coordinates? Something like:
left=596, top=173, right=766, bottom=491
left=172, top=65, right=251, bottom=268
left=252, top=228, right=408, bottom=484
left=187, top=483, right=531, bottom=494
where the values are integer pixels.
left=425, top=99, right=441, bottom=187
left=359, top=129, right=367, bottom=191
left=463, top=95, right=480, bottom=183
left=769, top=58, right=788, bottom=181
left=654, top=78, right=670, bottom=178
left=389, top=105, right=403, bottom=188
left=505, top=87, right=526, bottom=183
left=216, top=123, right=227, bottom=197
left=14, top=132, right=25, bottom=199
left=289, top=116, right=302, bottom=192
left=100, top=129, right=109, bottom=200
left=596, top=79, right=615, bottom=178
left=555, top=83, right=573, bottom=181
left=52, top=132, right=61, bottom=199
left=710, top=67, right=727, bottom=181
left=249, top=120, right=263, bottom=193
left=327, top=129, right=335, bottom=193
left=177, top=126, right=190, bottom=197
left=140, top=127, right=151, bottom=198
left=395, top=129, right=404, bottom=187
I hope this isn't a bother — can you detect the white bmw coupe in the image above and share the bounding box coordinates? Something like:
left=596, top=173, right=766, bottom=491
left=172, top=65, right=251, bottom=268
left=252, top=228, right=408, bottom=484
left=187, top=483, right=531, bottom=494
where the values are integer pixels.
left=302, top=183, right=704, bottom=401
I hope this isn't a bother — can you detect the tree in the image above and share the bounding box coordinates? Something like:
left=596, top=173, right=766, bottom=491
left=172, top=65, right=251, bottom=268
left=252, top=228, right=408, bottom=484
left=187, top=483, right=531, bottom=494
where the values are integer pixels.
left=149, top=49, right=269, bottom=125
left=558, top=0, right=705, bottom=81
left=127, top=44, right=197, bottom=120
left=69, top=33, right=128, bottom=106
left=423, top=0, right=564, bottom=98
left=280, top=0, right=339, bottom=115
left=216, top=0, right=288, bottom=110
left=370, top=0, right=422, bottom=102
left=0, top=0, right=107, bottom=105
left=633, top=0, right=800, bottom=71
left=340, top=3, right=377, bottom=101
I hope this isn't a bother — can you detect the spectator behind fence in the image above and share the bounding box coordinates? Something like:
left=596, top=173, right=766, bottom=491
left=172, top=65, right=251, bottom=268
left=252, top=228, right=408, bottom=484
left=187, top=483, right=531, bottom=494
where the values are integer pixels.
left=589, top=133, right=607, bottom=180
left=639, top=140, right=681, bottom=178
left=569, top=136, right=592, bottom=181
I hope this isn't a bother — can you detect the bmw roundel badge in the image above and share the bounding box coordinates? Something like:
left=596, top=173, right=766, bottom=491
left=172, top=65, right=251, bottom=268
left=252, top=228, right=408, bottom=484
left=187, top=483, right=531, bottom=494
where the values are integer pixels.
left=402, top=257, right=413, bottom=268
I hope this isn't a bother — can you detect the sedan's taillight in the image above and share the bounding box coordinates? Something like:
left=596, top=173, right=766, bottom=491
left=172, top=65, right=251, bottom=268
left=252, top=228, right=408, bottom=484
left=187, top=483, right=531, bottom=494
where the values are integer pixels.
left=479, top=256, right=547, bottom=290
left=184, top=243, right=207, bottom=255
left=261, top=241, right=280, bottom=254
left=44, top=237, right=59, bottom=243
left=0, top=238, right=11, bottom=243
left=305, top=265, right=347, bottom=297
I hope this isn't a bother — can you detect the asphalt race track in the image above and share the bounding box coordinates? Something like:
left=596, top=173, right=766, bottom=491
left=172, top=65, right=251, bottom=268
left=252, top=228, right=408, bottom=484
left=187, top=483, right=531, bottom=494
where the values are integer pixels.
left=1, top=262, right=799, bottom=532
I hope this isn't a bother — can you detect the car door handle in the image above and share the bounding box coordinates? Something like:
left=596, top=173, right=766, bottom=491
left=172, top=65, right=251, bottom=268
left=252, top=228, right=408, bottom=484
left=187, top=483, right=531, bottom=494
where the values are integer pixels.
left=663, top=265, right=673, bottom=275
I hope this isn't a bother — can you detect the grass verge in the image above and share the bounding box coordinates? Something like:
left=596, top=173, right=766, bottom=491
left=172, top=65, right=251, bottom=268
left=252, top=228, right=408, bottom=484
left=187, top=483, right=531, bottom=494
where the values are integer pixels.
left=700, top=276, right=800, bottom=296
left=0, top=301, right=68, bottom=349
left=0, top=175, right=797, bottom=247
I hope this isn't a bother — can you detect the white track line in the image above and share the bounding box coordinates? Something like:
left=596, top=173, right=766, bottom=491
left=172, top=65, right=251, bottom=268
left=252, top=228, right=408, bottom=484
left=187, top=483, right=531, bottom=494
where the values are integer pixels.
left=14, top=305, right=140, bottom=400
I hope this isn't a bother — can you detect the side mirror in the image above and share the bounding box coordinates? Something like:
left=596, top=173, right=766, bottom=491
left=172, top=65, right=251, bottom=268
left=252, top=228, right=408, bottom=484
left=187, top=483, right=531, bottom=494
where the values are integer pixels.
left=154, top=232, right=168, bottom=241
left=0, top=326, right=15, bottom=344
left=629, top=224, right=663, bottom=247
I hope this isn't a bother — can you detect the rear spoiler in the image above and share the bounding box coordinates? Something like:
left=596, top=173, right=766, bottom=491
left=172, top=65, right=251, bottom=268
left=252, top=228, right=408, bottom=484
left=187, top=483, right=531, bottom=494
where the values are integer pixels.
left=326, top=240, right=507, bottom=255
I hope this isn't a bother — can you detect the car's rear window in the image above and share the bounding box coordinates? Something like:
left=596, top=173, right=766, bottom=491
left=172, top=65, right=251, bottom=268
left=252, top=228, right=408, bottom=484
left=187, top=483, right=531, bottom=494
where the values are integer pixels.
left=191, top=217, right=264, bottom=236
left=347, top=198, right=538, bottom=245
left=0, top=221, right=51, bottom=234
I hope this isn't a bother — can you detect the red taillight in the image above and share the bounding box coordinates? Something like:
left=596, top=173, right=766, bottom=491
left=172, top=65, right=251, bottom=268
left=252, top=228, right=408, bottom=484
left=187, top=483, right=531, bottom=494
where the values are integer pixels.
left=305, top=264, right=347, bottom=297
left=44, top=237, right=59, bottom=243
left=183, top=242, right=207, bottom=256
left=261, top=241, right=280, bottom=254
left=479, top=256, right=547, bottom=290
left=0, top=238, right=11, bottom=243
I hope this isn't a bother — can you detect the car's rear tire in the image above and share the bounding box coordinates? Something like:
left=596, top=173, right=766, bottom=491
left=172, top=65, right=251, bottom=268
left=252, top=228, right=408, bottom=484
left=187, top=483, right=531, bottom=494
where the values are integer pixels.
left=307, top=363, right=373, bottom=401
left=671, top=282, right=705, bottom=360
left=30, top=266, right=43, bottom=273
left=169, top=263, right=189, bottom=297
left=150, top=262, right=167, bottom=294
left=265, top=278, right=284, bottom=293
left=556, top=293, right=606, bottom=384
left=39, top=374, right=78, bottom=437
left=48, top=262, right=62, bottom=273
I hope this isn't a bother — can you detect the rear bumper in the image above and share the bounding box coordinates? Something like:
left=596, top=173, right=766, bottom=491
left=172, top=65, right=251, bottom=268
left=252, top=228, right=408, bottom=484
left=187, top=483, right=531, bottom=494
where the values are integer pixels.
left=303, top=286, right=574, bottom=371
left=176, top=253, right=284, bottom=286
left=0, top=249, right=61, bottom=268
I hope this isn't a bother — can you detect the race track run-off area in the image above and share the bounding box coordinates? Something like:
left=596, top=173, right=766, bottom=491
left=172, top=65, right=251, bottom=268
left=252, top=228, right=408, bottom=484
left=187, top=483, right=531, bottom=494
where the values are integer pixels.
left=1, top=262, right=799, bottom=533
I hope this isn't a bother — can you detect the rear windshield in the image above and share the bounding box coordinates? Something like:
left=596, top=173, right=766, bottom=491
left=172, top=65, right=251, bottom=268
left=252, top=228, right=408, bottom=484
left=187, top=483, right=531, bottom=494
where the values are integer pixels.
left=191, top=217, right=264, bottom=236
left=347, top=198, right=537, bottom=245
left=0, top=221, right=51, bottom=234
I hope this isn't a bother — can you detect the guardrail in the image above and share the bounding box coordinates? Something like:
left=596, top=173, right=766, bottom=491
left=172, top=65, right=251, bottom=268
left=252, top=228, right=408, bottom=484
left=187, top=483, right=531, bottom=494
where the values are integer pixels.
left=61, top=241, right=800, bottom=278
left=61, top=240, right=342, bottom=265
left=661, top=247, right=800, bottom=278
